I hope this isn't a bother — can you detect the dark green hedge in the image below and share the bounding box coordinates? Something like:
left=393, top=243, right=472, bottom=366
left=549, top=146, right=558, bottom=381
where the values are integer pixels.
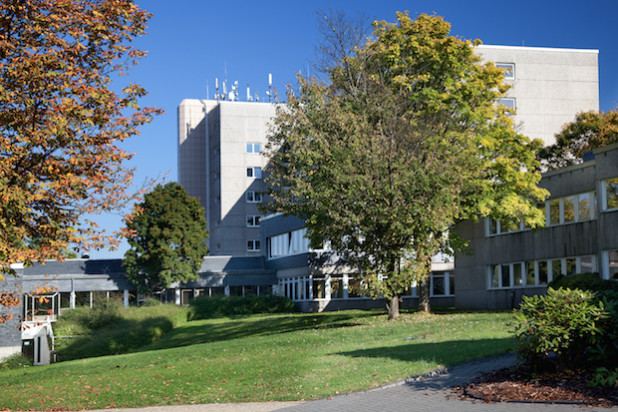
left=188, top=295, right=296, bottom=320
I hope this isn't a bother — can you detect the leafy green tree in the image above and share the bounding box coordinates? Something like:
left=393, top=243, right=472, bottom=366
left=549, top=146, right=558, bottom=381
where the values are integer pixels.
left=538, top=110, right=618, bottom=170
left=265, top=12, right=547, bottom=318
left=123, top=183, right=209, bottom=294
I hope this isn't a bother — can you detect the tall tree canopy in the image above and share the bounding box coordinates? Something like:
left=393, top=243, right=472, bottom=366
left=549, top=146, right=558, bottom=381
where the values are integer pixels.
left=538, top=110, right=618, bottom=170
left=0, top=0, right=160, bottom=318
left=123, top=183, right=209, bottom=294
left=265, top=12, right=547, bottom=318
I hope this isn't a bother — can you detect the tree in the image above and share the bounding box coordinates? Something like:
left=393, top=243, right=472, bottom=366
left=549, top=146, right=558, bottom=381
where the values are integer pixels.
left=0, top=1, right=160, bottom=319
left=265, top=12, right=547, bottom=318
left=123, top=182, right=209, bottom=294
left=538, top=110, right=618, bottom=170
left=312, top=8, right=373, bottom=75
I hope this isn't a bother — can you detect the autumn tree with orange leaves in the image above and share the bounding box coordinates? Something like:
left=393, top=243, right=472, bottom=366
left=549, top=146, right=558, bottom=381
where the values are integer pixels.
left=0, top=0, right=160, bottom=322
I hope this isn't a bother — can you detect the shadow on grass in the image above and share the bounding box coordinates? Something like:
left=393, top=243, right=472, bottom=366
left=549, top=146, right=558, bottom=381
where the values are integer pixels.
left=338, top=338, right=516, bottom=390
left=57, top=316, right=175, bottom=361
left=145, top=311, right=378, bottom=351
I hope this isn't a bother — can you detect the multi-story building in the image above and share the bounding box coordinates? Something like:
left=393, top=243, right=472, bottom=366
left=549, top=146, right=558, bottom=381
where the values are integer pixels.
left=0, top=44, right=602, bottom=360
left=178, top=99, right=276, bottom=256
left=476, top=45, right=599, bottom=145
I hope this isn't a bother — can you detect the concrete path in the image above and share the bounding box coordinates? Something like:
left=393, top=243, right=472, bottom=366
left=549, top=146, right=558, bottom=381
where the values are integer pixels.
left=94, top=353, right=616, bottom=412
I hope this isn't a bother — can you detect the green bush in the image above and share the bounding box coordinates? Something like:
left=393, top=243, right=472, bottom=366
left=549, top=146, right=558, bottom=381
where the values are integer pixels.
left=140, top=297, right=162, bottom=306
left=55, top=303, right=187, bottom=361
left=513, top=287, right=607, bottom=369
left=549, top=273, right=618, bottom=293
left=0, top=353, right=33, bottom=370
left=188, top=295, right=296, bottom=320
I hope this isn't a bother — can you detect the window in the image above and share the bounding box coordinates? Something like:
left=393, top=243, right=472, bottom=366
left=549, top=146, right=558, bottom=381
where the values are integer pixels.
left=247, top=240, right=260, bottom=251
left=246, top=191, right=262, bottom=203
left=547, top=192, right=596, bottom=226
left=604, top=178, right=618, bottom=210
left=496, top=63, right=515, bottom=79
left=608, top=250, right=618, bottom=280
left=312, top=276, right=326, bottom=299
left=486, top=217, right=524, bottom=236
left=246, top=215, right=261, bottom=227
left=498, top=97, right=516, bottom=110
left=246, top=142, right=261, bottom=154
left=246, top=167, right=262, bottom=178
left=330, top=277, right=344, bottom=299
left=267, top=228, right=310, bottom=258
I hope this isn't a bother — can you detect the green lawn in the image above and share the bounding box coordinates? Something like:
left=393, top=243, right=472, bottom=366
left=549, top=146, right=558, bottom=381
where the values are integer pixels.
left=0, top=309, right=514, bottom=410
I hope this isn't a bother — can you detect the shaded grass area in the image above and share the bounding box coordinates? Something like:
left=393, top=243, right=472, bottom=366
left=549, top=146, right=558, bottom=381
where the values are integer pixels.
left=54, top=303, right=188, bottom=361
left=0, top=310, right=514, bottom=410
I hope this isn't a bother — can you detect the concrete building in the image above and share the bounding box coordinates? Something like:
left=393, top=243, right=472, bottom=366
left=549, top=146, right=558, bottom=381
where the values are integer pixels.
left=454, top=143, right=618, bottom=309
left=476, top=45, right=599, bottom=145
left=178, top=100, right=276, bottom=256
left=0, top=44, right=602, bottom=361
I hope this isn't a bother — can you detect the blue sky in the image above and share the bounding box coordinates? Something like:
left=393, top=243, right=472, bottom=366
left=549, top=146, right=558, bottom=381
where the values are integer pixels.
left=89, top=0, right=618, bottom=259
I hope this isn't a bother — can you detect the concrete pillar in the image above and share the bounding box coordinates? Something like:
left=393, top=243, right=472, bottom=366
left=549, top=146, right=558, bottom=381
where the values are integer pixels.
left=70, top=291, right=76, bottom=309
left=325, top=274, right=331, bottom=300
left=89, top=291, right=93, bottom=308
left=224, top=286, right=230, bottom=297
left=123, top=289, right=129, bottom=307
left=308, top=276, right=313, bottom=300
left=343, top=274, right=349, bottom=299
left=174, top=289, right=181, bottom=305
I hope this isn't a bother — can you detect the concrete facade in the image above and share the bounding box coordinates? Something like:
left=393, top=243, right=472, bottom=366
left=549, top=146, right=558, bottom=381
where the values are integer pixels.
left=178, top=99, right=276, bottom=256
left=455, top=144, right=618, bottom=310
left=476, top=45, right=599, bottom=145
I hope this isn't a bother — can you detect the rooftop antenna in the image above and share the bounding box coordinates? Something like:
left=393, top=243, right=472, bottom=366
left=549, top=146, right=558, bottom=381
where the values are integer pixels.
left=230, top=80, right=239, bottom=101
left=246, top=83, right=253, bottom=102
left=266, top=73, right=273, bottom=102
left=255, top=91, right=259, bottom=102
left=222, top=80, right=227, bottom=101
left=214, top=78, right=220, bottom=101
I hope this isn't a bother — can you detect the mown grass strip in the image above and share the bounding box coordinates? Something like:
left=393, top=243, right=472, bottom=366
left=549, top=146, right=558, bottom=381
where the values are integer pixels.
left=0, top=310, right=514, bottom=410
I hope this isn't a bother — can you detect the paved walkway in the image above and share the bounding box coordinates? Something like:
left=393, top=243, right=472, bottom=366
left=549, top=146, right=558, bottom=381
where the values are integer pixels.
left=96, top=353, right=616, bottom=412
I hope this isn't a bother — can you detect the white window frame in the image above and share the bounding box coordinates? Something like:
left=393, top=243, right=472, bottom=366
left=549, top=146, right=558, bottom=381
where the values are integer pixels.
left=602, top=178, right=618, bottom=211
left=246, top=215, right=261, bottom=227
left=247, top=239, right=260, bottom=252
left=545, top=191, right=597, bottom=226
left=246, top=142, right=262, bottom=154
left=246, top=167, right=262, bottom=179
left=246, top=191, right=262, bottom=203
left=496, top=63, right=515, bottom=79
left=498, top=97, right=516, bottom=110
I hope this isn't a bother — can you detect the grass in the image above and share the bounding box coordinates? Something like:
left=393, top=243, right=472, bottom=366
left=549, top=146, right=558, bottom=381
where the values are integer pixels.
left=0, top=309, right=515, bottom=410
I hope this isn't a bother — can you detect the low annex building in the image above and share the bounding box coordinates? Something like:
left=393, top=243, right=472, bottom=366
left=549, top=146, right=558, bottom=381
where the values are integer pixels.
left=455, top=143, right=618, bottom=309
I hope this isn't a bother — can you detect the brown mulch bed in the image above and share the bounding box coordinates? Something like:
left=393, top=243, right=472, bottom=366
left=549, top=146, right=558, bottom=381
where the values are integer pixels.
left=458, top=366, right=618, bottom=407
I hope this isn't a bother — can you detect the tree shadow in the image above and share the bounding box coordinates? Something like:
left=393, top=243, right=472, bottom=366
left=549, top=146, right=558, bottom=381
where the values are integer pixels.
left=56, top=316, right=175, bottom=361
left=338, top=338, right=516, bottom=390
left=144, top=311, right=378, bottom=351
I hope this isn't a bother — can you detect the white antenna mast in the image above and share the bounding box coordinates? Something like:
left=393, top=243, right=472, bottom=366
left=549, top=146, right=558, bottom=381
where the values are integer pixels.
left=246, top=83, right=253, bottom=102
left=266, top=73, right=273, bottom=102
left=214, top=78, right=220, bottom=101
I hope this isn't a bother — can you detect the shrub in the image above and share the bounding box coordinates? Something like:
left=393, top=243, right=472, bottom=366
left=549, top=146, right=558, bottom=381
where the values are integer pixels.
left=548, top=273, right=618, bottom=293
left=140, top=297, right=162, bottom=307
left=188, top=295, right=296, bottom=320
left=86, top=300, right=123, bottom=329
left=513, top=287, right=607, bottom=369
left=0, top=353, right=33, bottom=370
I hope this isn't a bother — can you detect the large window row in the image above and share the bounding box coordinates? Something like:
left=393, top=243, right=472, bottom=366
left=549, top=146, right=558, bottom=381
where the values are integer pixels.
left=488, top=255, right=598, bottom=289
left=268, top=228, right=310, bottom=259
left=279, top=272, right=454, bottom=301
left=547, top=191, right=596, bottom=226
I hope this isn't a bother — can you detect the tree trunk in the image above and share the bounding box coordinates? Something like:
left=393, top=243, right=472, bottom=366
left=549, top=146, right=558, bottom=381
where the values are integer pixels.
left=418, top=278, right=431, bottom=313
left=387, top=294, right=400, bottom=320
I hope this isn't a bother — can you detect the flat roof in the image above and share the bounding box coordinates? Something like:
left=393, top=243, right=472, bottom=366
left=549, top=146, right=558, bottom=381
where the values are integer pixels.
left=478, top=44, right=599, bottom=54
